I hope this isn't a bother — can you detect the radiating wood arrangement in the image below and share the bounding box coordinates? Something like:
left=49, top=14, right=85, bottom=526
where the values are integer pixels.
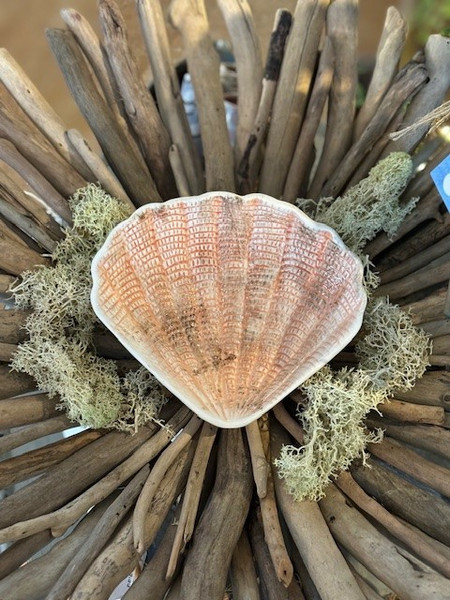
left=0, top=1, right=449, bottom=599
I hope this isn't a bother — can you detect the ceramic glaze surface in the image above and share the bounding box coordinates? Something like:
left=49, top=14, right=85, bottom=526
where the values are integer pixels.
left=91, top=192, right=367, bottom=428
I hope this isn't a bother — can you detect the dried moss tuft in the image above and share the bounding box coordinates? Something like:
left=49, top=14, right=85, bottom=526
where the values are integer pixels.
left=299, top=152, right=417, bottom=254
left=275, top=298, right=431, bottom=502
left=11, top=184, right=166, bottom=432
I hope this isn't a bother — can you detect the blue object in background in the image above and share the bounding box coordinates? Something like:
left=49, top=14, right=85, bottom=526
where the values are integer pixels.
left=431, top=154, right=450, bottom=213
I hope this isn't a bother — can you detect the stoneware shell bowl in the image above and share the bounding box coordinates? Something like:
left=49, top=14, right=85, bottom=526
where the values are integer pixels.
left=91, top=192, right=367, bottom=428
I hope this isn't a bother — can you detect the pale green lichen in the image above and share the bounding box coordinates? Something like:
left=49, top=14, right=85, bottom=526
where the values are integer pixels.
left=313, top=152, right=417, bottom=253
left=275, top=367, right=385, bottom=501
left=275, top=298, right=430, bottom=502
left=11, top=184, right=166, bottom=432
left=356, top=297, right=431, bottom=392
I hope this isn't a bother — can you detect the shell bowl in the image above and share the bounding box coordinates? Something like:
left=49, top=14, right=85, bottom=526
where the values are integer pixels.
left=91, top=192, right=366, bottom=428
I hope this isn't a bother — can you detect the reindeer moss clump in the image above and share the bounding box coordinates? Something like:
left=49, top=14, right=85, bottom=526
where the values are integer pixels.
left=11, top=185, right=166, bottom=432
left=275, top=301, right=430, bottom=502
left=301, top=152, right=417, bottom=254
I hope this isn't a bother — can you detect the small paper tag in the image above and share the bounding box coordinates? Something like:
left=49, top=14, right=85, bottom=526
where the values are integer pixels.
left=431, top=154, right=450, bottom=212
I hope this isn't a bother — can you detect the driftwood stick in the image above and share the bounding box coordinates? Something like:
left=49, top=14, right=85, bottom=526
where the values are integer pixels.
left=0, top=163, right=63, bottom=239
left=403, top=288, right=448, bottom=325
left=353, top=7, right=407, bottom=140
left=431, top=334, right=450, bottom=355
left=376, top=249, right=450, bottom=298
left=47, top=466, right=150, bottom=600
left=122, top=506, right=181, bottom=600
left=365, top=188, right=443, bottom=258
left=0, top=225, right=48, bottom=275
left=217, top=0, right=262, bottom=162
left=0, top=365, right=35, bottom=400
left=230, top=529, right=261, bottom=600
left=0, top=414, right=72, bottom=455
left=369, top=436, right=450, bottom=498
left=237, top=9, right=292, bottom=194
left=137, top=0, right=203, bottom=195
left=397, top=515, right=450, bottom=563
left=259, top=0, right=330, bottom=198
left=0, top=303, right=28, bottom=344
left=414, top=315, right=450, bottom=338
left=248, top=509, right=302, bottom=600
left=283, top=37, right=334, bottom=203
left=99, top=0, right=176, bottom=201
left=0, top=408, right=188, bottom=543
left=246, top=419, right=269, bottom=498
left=0, top=273, right=16, bottom=294
left=71, top=444, right=193, bottom=600
left=133, top=414, right=202, bottom=553
left=169, top=0, right=235, bottom=192
left=0, top=194, right=56, bottom=251
left=378, top=398, right=445, bottom=425
left=0, top=530, right=53, bottom=581
left=317, top=60, right=428, bottom=199
left=271, top=421, right=364, bottom=600
left=380, top=235, right=450, bottom=285
left=166, top=421, right=217, bottom=579
left=180, top=429, right=253, bottom=600
left=66, top=128, right=134, bottom=208
left=169, top=144, right=190, bottom=197
left=0, top=421, right=159, bottom=530
left=352, top=458, right=450, bottom=546
left=0, top=497, right=112, bottom=600
left=272, top=403, right=304, bottom=445
left=429, top=354, right=450, bottom=367
left=320, top=483, right=450, bottom=600
left=258, top=414, right=294, bottom=588
left=0, top=84, right=87, bottom=196
left=0, top=429, right=102, bottom=489
left=344, top=561, right=386, bottom=600
left=408, top=139, right=448, bottom=194
left=0, top=341, right=17, bottom=362
left=260, top=460, right=293, bottom=587
left=366, top=415, right=450, bottom=459
left=60, top=7, right=126, bottom=124
left=0, top=139, right=72, bottom=225
left=383, top=34, right=450, bottom=155
left=308, top=0, right=358, bottom=199
left=0, top=49, right=91, bottom=178
left=46, top=28, right=161, bottom=206
left=0, top=393, right=60, bottom=429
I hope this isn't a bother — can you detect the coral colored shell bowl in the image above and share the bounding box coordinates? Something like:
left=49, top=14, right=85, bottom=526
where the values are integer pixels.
left=91, top=192, right=367, bottom=428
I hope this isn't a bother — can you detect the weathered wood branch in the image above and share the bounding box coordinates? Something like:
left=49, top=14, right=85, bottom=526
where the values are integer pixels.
left=352, top=458, right=450, bottom=546
left=0, top=429, right=101, bottom=489
left=137, top=0, right=203, bottom=195
left=0, top=49, right=91, bottom=178
left=179, top=428, right=253, bottom=600
left=320, top=483, right=450, bottom=600
left=169, top=0, right=235, bottom=191
left=217, top=0, right=262, bottom=162
left=353, top=7, right=407, bottom=140
left=308, top=0, right=358, bottom=198
left=283, top=37, right=334, bottom=203
left=368, top=436, right=450, bottom=498
left=336, top=471, right=450, bottom=579
left=271, top=421, right=364, bottom=600
left=260, top=0, right=330, bottom=197
left=46, top=27, right=161, bottom=205
left=99, top=0, right=176, bottom=200
left=237, top=9, right=292, bottom=193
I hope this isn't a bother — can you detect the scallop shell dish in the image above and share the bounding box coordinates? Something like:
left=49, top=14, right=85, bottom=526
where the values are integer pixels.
left=91, top=192, right=367, bottom=427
